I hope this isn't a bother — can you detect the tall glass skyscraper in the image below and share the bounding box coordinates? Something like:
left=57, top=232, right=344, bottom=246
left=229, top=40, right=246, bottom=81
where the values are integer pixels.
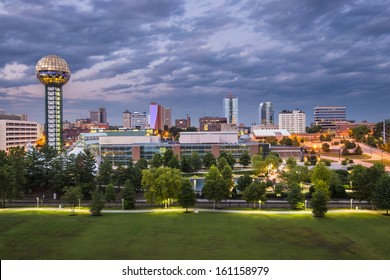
left=223, top=94, right=238, bottom=125
left=259, top=102, right=274, bottom=125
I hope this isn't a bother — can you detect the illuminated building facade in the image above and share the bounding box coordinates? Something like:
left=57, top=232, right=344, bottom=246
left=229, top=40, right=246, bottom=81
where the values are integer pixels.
left=36, top=55, right=71, bottom=152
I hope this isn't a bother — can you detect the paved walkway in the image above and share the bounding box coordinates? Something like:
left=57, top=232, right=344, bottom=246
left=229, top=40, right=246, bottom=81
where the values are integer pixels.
left=0, top=207, right=379, bottom=215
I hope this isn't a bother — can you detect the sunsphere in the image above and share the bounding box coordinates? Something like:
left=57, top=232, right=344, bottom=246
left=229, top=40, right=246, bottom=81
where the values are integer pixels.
left=36, top=55, right=71, bottom=86
left=36, top=55, right=71, bottom=153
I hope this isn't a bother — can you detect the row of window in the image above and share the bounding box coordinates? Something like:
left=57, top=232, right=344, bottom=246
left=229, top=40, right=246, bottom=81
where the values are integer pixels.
left=5, top=123, right=37, bottom=127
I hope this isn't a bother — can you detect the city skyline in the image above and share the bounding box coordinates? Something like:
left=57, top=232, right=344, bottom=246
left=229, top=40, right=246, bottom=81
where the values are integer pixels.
left=1, top=0, right=390, bottom=126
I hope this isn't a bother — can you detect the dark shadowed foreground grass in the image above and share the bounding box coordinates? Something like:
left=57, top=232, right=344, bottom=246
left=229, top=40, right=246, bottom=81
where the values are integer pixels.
left=0, top=209, right=389, bottom=260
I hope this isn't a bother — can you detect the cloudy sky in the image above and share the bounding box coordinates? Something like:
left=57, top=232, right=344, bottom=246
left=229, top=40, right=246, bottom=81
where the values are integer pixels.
left=1, top=0, right=390, bottom=126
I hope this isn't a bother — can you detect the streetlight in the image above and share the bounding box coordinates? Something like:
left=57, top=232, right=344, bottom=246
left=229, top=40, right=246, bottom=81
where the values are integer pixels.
left=122, top=198, right=124, bottom=211
left=350, top=198, right=353, bottom=210
left=36, top=197, right=39, bottom=208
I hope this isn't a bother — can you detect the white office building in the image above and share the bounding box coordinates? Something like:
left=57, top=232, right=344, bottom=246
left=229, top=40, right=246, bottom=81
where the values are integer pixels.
left=0, top=120, right=39, bottom=152
left=278, top=110, right=306, bottom=134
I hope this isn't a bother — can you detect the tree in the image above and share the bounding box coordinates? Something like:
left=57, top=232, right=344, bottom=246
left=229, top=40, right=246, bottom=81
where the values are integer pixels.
left=221, top=165, right=234, bottom=191
left=321, top=143, right=330, bottom=153
left=311, top=162, right=332, bottom=186
left=243, top=181, right=267, bottom=209
left=180, top=155, right=192, bottom=173
left=239, top=151, right=251, bottom=166
left=311, top=180, right=330, bottom=217
left=237, top=174, right=253, bottom=192
left=280, top=137, right=293, bottom=146
left=178, top=179, right=196, bottom=212
left=167, top=155, right=180, bottom=169
left=281, top=165, right=310, bottom=187
left=132, top=159, right=149, bottom=192
left=219, top=152, right=236, bottom=168
left=142, top=167, right=182, bottom=208
left=286, top=157, right=297, bottom=169
left=90, top=186, right=106, bottom=216
left=73, top=149, right=96, bottom=186
left=350, top=163, right=386, bottom=204
left=354, top=145, right=363, bottom=155
left=203, top=152, right=216, bottom=169
left=190, top=152, right=203, bottom=172
left=122, top=179, right=136, bottom=209
left=0, top=147, right=26, bottom=207
left=202, top=165, right=229, bottom=209
left=62, top=186, right=83, bottom=215
left=265, top=153, right=281, bottom=173
left=287, top=184, right=305, bottom=210
left=168, top=126, right=183, bottom=139
left=163, top=149, right=174, bottom=167
left=251, top=154, right=266, bottom=176
left=97, top=158, right=113, bottom=185
left=217, top=157, right=229, bottom=171
left=150, top=153, right=163, bottom=169
left=105, top=183, right=116, bottom=202
left=350, top=125, right=371, bottom=142
left=373, top=176, right=390, bottom=215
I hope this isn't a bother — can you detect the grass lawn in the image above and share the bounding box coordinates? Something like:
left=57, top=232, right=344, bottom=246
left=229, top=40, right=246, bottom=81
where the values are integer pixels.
left=0, top=209, right=389, bottom=260
left=324, top=153, right=371, bottom=159
left=363, top=159, right=390, bottom=167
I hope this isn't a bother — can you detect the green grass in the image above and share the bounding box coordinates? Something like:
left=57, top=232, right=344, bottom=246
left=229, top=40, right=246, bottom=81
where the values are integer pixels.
left=0, top=210, right=389, bottom=260
left=363, top=159, right=390, bottom=167
left=324, top=153, right=371, bottom=159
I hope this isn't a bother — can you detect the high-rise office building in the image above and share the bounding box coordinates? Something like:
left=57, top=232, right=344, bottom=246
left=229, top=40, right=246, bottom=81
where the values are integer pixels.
left=99, top=108, right=107, bottom=123
left=175, top=115, right=191, bottom=129
left=90, top=111, right=99, bottom=122
left=223, top=94, right=238, bottom=125
left=123, top=110, right=148, bottom=129
left=259, top=102, right=274, bottom=125
left=130, top=112, right=148, bottom=129
left=278, top=110, right=306, bottom=134
left=150, top=102, right=171, bottom=130
left=90, top=108, right=107, bottom=123
left=313, top=106, right=346, bottom=130
left=199, top=117, right=227, bottom=131
left=162, top=107, right=172, bottom=128
left=36, top=55, right=71, bottom=153
left=122, top=110, right=131, bottom=128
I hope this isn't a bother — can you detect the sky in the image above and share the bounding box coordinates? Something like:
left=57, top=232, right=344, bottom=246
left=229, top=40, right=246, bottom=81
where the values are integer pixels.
left=1, top=0, right=390, bottom=127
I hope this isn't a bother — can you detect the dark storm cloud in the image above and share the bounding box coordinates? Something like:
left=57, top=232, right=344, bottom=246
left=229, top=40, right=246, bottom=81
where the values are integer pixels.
left=0, top=0, right=390, bottom=125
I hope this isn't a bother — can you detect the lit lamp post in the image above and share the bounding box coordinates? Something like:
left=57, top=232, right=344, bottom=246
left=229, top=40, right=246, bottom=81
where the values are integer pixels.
left=122, top=198, right=124, bottom=211
left=36, top=197, right=39, bottom=208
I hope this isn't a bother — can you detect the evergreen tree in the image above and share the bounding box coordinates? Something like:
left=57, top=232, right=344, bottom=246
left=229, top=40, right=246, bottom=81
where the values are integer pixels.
left=90, top=186, right=106, bottom=216
left=287, top=184, right=305, bottom=210
left=105, top=183, right=116, bottom=202
left=163, top=149, right=174, bottom=167
left=311, top=180, right=330, bottom=217
left=122, top=179, right=136, bottom=209
left=178, top=179, right=196, bottom=212
left=150, top=153, right=163, bottom=169
left=97, top=158, right=113, bottom=185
